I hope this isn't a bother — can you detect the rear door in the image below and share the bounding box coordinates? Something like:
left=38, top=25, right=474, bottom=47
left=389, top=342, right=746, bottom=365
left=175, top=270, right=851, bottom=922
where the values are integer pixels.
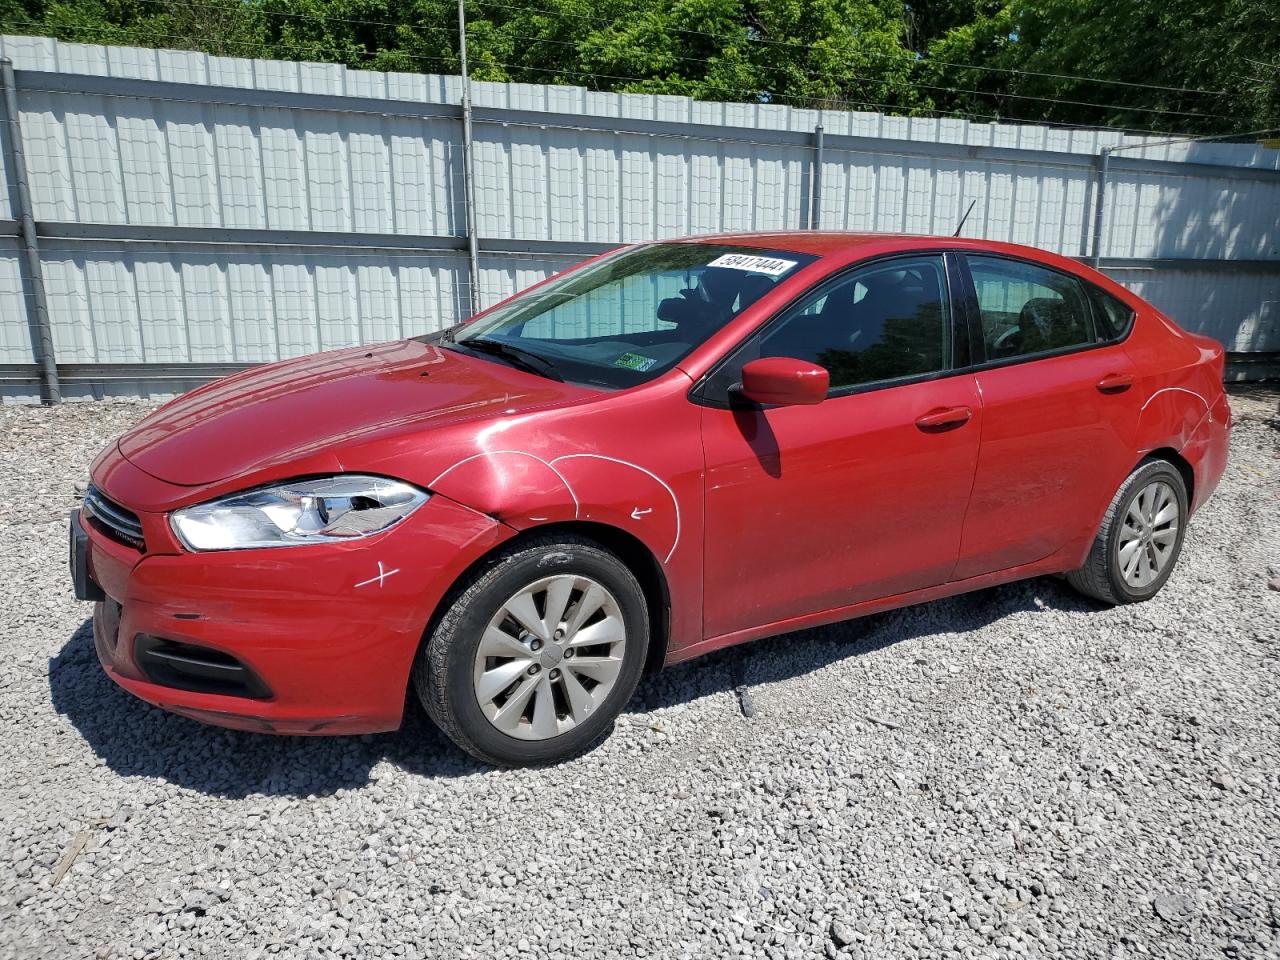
left=953, top=254, right=1140, bottom=580
left=698, top=253, right=983, bottom=640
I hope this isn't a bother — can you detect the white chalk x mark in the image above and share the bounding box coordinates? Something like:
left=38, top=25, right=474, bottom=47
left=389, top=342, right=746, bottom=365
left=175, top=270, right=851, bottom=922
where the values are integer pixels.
left=355, top=561, right=400, bottom=589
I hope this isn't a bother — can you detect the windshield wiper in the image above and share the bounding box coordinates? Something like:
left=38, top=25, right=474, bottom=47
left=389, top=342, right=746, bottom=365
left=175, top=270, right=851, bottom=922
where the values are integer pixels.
left=453, top=337, right=564, bottom=381
left=415, top=323, right=465, bottom=345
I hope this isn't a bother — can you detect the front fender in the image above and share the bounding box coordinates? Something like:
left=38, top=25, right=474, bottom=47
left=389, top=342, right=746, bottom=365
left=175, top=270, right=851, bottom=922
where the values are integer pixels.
left=427, top=450, right=681, bottom=566
left=427, top=450, right=578, bottom=527
left=547, top=454, right=681, bottom=564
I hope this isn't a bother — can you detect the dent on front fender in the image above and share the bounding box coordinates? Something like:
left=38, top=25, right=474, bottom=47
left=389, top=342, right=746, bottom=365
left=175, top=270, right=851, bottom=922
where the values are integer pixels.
left=427, top=450, right=579, bottom=527
left=426, top=449, right=682, bottom=567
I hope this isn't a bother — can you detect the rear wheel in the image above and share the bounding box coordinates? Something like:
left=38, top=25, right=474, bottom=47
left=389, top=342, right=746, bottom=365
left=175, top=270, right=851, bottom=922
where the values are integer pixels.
left=1067, top=458, right=1188, bottom=605
left=414, top=535, right=649, bottom=766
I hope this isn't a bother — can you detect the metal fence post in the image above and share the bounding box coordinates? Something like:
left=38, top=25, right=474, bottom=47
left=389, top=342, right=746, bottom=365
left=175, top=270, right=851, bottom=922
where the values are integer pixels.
left=457, top=0, right=482, bottom=319
left=1088, top=147, right=1111, bottom=268
left=810, top=124, right=824, bottom=230
left=0, top=58, right=59, bottom=402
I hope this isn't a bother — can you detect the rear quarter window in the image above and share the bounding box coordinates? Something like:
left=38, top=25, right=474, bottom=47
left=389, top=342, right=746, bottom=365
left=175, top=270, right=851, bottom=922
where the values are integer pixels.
left=1090, top=287, right=1137, bottom=341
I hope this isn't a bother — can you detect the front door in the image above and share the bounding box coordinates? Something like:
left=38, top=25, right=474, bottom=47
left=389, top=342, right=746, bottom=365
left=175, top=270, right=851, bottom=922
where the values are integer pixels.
left=698, top=254, right=983, bottom=641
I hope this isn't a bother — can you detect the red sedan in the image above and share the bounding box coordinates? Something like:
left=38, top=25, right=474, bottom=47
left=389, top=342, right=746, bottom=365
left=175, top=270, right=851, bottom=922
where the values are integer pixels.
left=70, top=233, right=1231, bottom=766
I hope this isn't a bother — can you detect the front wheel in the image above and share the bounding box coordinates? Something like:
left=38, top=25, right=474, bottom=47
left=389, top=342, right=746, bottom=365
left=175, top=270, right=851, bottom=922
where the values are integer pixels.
left=414, top=535, right=649, bottom=766
left=1067, top=458, right=1189, bottom=605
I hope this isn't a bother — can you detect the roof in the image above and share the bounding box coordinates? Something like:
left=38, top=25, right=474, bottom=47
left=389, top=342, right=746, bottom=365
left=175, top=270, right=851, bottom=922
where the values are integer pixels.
left=673, top=231, right=1100, bottom=280
left=679, top=231, right=958, bottom=256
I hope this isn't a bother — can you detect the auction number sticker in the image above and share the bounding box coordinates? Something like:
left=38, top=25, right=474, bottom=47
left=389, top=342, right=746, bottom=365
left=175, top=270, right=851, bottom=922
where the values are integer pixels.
left=707, top=253, right=798, bottom=276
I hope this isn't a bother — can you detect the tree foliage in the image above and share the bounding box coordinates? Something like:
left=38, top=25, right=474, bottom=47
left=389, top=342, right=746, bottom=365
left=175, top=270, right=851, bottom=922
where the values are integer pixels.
left=1, top=0, right=1276, bottom=134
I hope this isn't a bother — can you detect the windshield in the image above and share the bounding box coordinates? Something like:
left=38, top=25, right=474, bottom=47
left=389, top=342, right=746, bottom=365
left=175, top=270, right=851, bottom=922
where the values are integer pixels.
left=445, top=243, right=817, bottom=388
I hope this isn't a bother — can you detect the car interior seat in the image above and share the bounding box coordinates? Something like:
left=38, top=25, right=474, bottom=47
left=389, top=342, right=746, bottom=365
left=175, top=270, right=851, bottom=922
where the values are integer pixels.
left=656, top=268, right=776, bottom=338
left=1017, top=296, right=1083, bottom=353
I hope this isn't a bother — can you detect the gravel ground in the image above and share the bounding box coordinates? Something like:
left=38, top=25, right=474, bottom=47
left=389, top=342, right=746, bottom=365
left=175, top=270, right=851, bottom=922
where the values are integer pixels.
left=0, top=386, right=1277, bottom=960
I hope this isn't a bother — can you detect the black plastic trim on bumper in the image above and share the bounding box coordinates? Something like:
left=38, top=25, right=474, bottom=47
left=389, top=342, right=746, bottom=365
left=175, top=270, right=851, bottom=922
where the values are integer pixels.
left=134, top=635, right=273, bottom=701
left=68, top=509, right=106, bottom=602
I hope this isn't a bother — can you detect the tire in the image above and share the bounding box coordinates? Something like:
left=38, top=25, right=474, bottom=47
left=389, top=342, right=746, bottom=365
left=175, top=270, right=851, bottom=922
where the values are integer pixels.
left=414, top=535, right=649, bottom=767
left=1066, top=458, right=1189, bottom=605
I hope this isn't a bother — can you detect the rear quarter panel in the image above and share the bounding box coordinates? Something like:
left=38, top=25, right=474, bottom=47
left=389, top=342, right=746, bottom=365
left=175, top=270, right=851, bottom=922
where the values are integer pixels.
left=1124, top=308, right=1229, bottom=512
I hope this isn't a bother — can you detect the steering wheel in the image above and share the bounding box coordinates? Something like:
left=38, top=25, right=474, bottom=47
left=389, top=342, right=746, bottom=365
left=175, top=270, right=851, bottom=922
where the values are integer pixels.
left=992, top=326, right=1020, bottom=356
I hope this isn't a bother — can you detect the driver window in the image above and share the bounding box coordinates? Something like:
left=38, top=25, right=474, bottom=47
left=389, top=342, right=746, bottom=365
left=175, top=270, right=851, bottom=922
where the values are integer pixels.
left=712, top=255, right=952, bottom=396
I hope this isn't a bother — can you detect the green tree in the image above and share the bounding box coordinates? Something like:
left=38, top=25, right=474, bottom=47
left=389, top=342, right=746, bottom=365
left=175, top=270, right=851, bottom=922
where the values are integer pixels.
left=1, top=0, right=1276, bottom=134
left=922, top=0, right=1279, bottom=133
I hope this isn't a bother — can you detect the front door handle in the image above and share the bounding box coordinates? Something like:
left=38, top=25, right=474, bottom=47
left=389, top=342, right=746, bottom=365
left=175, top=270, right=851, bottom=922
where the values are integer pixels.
left=1096, top=372, right=1134, bottom=394
left=915, top=405, right=973, bottom=432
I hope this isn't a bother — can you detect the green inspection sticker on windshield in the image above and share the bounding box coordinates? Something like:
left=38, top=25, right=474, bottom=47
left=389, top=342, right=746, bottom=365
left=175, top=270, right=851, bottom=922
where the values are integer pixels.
left=614, top=352, right=659, bottom=372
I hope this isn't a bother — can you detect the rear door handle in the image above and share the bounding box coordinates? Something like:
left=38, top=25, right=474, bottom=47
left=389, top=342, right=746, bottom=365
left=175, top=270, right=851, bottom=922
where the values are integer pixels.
left=915, top=405, right=972, bottom=432
left=1096, top=372, right=1134, bottom=394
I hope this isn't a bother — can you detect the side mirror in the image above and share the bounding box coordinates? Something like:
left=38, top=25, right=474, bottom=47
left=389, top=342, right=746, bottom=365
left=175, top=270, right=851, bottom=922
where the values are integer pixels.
left=739, top=357, right=829, bottom=406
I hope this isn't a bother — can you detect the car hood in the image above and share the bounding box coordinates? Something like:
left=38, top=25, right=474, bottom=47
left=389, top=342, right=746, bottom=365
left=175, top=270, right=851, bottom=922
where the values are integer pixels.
left=117, top=340, right=597, bottom=486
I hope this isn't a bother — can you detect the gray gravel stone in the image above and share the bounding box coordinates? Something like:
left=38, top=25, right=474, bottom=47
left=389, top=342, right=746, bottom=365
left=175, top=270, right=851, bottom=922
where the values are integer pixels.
left=1153, top=893, right=1196, bottom=923
left=829, top=918, right=855, bottom=946
left=0, top=386, right=1277, bottom=960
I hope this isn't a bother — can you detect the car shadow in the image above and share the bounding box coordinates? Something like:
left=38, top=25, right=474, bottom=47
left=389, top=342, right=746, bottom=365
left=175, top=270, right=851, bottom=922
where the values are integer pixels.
left=49, top=621, right=490, bottom=797
left=630, top=574, right=1101, bottom=714
left=49, top=576, right=1101, bottom=797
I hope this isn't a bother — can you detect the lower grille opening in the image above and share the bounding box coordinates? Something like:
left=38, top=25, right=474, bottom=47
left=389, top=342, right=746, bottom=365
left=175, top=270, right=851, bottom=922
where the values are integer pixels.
left=134, top=636, right=272, bottom=700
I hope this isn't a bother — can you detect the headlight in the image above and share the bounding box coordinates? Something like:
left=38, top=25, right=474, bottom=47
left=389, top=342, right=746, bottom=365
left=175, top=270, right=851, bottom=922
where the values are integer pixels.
left=171, top=475, right=429, bottom=551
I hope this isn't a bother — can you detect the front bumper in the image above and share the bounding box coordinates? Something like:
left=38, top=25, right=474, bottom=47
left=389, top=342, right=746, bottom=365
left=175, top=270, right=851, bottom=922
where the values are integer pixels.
left=78, top=486, right=511, bottom=735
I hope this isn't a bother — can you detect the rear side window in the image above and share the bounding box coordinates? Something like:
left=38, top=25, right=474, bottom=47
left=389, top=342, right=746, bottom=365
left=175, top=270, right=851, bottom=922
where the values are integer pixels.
left=1090, top=287, right=1136, bottom=341
left=968, top=256, right=1096, bottom=361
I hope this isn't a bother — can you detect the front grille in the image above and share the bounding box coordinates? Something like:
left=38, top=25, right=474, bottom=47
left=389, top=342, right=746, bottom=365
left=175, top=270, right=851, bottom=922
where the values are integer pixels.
left=134, top=635, right=273, bottom=700
left=83, top=485, right=145, bottom=551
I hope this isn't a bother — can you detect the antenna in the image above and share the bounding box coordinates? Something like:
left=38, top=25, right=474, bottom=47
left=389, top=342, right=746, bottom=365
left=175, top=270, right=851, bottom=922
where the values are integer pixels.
left=953, top=199, right=977, bottom=237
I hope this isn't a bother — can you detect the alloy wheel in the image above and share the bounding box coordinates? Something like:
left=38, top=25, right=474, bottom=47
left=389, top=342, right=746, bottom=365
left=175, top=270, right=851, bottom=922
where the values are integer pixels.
left=1117, top=479, right=1180, bottom=589
left=472, top=574, right=627, bottom=741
